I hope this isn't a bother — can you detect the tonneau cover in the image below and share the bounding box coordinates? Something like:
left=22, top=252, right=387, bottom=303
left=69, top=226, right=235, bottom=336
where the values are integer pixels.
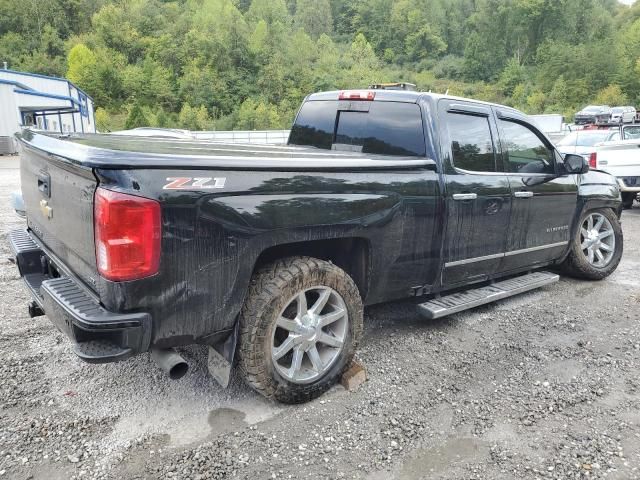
left=16, top=130, right=435, bottom=171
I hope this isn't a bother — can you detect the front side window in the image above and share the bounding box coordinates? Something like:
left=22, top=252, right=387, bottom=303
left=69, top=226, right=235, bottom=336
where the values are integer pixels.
left=499, top=120, right=555, bottom=175
left=445, top=112, right=496, bottom=172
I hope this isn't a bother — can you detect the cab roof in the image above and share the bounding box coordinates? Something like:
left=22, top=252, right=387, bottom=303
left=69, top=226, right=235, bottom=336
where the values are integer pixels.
left=306, top=89, right=524, bottom=116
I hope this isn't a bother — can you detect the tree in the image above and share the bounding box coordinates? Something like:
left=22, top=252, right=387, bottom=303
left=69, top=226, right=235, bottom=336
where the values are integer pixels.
left=404, top=25, right=447, bottom=62
left=125, top=102, right=149, bottom=129
left=595, top=85, right=628, bottom=106
left=95, top=107, right=111, bottom=132
left=67, top=44, right=97, bottom=86
left=342, top=34, right=380, bottom=88
left=2, top=0, right=637, bottom=128
left=499, top=58, right=526, bottom=97
left=236, top=98, right=281, bottom=129
left=294, top=0, right=332, bottom=39
left=178, top=103, right=213, bottom=130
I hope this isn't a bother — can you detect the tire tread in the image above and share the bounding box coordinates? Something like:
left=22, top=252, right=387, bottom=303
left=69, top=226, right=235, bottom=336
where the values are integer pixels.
left=237, top=256, right=363, bottom=403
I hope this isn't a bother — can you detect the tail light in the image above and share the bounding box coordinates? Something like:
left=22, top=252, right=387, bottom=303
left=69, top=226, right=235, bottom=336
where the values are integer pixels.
left=338, top=90, right=375, bottom=101
left=94, top=187, right=161, bottom=281
left=588, top=152, right=597, bottom=169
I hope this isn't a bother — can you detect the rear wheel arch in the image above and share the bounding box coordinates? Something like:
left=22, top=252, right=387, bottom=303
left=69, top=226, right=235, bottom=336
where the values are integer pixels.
left=251, top=237, right=372, bottom=301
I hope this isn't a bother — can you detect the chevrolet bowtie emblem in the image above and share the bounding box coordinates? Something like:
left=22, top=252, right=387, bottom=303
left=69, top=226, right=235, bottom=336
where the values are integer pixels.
left=39, top=199, right=53, bottom=219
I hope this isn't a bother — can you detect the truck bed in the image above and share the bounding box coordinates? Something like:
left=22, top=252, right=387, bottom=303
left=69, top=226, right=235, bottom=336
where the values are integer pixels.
left=17, top=130, right=435, bottom=171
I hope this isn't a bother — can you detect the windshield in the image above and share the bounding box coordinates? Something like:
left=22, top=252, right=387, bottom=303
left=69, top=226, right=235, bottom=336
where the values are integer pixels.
left=612, top=107, right=623, bottom=113
left=623, top=126, right=640, bottom=140
left=557, top=131, right=612, bottom=147
left=582, top=106, right=601, bottom=113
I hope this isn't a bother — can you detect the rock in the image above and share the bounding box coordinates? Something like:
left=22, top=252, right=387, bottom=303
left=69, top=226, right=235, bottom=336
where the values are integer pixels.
left=341, top=361, right=367, bottom=392
left=67, top=454, right=80, bottom=463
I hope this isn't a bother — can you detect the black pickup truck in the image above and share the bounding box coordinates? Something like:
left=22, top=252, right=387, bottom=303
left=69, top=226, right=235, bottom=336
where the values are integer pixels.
left=9, top=89, right=623, bottom=403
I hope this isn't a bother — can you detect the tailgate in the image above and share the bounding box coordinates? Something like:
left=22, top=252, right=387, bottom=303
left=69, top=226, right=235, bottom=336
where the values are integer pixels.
left=597, top=142, right=640, bottom=177
left=20, top=142, right=99, bottom=291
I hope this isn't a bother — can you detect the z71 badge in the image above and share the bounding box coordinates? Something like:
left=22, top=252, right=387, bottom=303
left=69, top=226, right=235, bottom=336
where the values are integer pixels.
left=163, top=177, right=226, bottom=190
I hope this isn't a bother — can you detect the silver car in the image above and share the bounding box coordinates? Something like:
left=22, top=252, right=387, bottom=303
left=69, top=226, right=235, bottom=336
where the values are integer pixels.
left=611, top=106, right=637, bottom=124
left=556, top=129, right=621, bottom=160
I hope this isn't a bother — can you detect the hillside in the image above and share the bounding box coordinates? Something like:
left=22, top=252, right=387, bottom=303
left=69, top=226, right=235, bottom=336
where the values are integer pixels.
left=2, top=0, right=640, bottom=131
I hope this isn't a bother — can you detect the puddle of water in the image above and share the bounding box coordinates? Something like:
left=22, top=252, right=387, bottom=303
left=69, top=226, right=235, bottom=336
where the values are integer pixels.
left=399, top=437, right=489, bottom=479
left=166, top=399, right=281, bottom=446
left=208, top=407, right=247, bottom=435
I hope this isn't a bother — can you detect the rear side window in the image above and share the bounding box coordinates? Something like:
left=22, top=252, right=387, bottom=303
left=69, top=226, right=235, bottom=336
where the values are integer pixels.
left=288, top=101, right=335, bottom=150
left=289, top=101, right=426, bottom=157
left=445, top=113, right=496, bottom=172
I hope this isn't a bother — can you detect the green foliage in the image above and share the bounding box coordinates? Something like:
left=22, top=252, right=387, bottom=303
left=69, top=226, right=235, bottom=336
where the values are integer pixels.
left=499, top=58, right=525, bottom=97
left=67, top=44, right=97, bottom=85
left=125, top=102, right=149, bottom=129
left=294, top=0, right=332, bottom=39
left=178, top=104, right=214, bottom=130
left=2, top=0, right=639, bottom=131
left=595, top=84, right=628, bottom=106
left=236, top=98, right=282, bottom=130
left=95, top=107, right=111, bottom=132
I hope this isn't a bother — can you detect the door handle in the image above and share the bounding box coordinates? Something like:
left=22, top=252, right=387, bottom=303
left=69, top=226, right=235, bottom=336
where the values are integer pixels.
left=452, top=193, right=477, bottom=201
left=514, top=191, right=534, bottom=198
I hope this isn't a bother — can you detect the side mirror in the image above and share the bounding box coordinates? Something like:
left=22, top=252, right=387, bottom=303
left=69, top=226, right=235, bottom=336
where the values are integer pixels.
left=563, top=154, right=589, bottom=174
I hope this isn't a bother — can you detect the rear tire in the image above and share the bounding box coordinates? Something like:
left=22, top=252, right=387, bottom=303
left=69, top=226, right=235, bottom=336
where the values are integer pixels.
left=237, top=256, right=363, bottom=404
left=621, top=192, right=636, bottom=210
left=560, top=208, right=623, bottom=280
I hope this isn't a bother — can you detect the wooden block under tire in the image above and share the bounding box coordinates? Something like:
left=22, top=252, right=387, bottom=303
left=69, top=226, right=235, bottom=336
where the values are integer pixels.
left=341, top=360, right=367, bottom=392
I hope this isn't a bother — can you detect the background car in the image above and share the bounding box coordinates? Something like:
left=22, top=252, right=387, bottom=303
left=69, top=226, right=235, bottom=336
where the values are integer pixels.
left=556, top=129, right=620, bottom=159
left=574, top=105, right=612, bottom=125
left=611, top=106, right=637, bottom=124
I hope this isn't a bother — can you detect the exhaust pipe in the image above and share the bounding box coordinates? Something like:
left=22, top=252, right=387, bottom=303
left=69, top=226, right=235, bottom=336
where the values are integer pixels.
left=151, top=348, right=189, bottom=380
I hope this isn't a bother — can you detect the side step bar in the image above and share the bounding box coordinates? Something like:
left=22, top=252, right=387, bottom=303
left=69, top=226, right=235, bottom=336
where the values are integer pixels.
left=418, top=271, right=559, bottom=319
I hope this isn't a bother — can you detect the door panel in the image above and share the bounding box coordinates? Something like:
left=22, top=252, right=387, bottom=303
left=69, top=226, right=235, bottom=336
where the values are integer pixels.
left=443, top=174, right=512, bottom=284
left=439, top=100, right=511, bottom=286
left=501, top=174, right=577, bottom=270
left=495, top=113, right=578, bottom=270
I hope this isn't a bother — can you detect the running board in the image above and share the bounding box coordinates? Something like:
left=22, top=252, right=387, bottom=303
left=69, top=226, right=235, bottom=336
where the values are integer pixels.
left=418, top=271, right=559, bottom=319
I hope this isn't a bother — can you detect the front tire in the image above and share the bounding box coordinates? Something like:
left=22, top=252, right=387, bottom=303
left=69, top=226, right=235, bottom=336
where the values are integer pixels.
left=560, top=208, right=623, bottom=280
left=237, top=256, right=363, bottom=404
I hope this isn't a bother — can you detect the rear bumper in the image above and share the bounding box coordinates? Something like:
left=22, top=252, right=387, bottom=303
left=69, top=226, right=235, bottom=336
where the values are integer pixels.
left=617, top=177, right=640, bottom=192
left=574, top=116, right=596, bottom=125
left=8, top=229, right=151, bottom=363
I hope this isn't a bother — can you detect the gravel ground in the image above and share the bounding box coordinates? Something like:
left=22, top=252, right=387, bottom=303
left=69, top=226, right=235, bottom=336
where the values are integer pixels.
left=1, top=154, right=640, bottom=480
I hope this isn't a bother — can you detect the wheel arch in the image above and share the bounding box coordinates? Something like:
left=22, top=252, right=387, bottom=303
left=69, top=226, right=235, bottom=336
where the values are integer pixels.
left=252, top=237, right=372, bottom=301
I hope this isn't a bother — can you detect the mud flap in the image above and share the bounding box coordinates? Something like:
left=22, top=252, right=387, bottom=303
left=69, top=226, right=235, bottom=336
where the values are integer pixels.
left=207, top=321, right=239, bottom=388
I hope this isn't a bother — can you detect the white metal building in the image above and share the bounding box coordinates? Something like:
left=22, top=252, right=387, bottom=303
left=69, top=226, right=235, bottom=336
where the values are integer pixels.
left=0, top=68, right=96, bottom=154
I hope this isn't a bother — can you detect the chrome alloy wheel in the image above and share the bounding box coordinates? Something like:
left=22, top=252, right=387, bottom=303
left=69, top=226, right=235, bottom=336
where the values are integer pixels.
left=271, top=286, right=349, bottom=384
left=580, top=212, right=615, bottom=268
